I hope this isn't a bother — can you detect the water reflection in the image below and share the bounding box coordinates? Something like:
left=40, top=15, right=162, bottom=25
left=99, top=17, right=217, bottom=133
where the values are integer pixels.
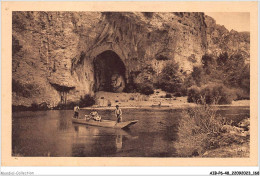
left=12, top=107, right=249, bottom=157
left=71, top=124, right=132, bottom=156
left=116, top=134, right=123, bottom=151
left=74, top=125, right=79, bottom=133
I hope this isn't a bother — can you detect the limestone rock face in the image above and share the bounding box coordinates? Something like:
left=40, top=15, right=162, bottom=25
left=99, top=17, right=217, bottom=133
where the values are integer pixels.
left=12, top=12, right=249, bottom=107
left=205, top=15, right=250, bottom=62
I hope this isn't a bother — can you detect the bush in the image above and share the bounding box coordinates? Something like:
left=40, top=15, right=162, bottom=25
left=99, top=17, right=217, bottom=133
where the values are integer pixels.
left=79, top=94, right=95, bottom=107
left=174, top=105, right=224, bottom=157
left=66, top=101, right=78, bottom=109
left=165, top=93, right=172, bottom=98
left=212, top=85, right=235, bottom=104
left=138, top=84, right=154, bottom=95
left=13, top=102, right=50, bottom=111
left=30, top=102, right=49, bottom=111
left=159, top=81, right=187, bottom=95
left=12, top=79, right=38, bottom=98
left=190, top=66, right=204, bottom=86
left=232, top=88, right=250, bottom=100
left=142, top=12, right=154, bottom=18
left=125, top=83, right=153, bottom=95
left=188, top=53, right=249, bottom=99
left=173, top=92, right=182, bottom=97
left=187, top=86, right=201, bottom=103
left=124, top=83, right=138, bottom=93
left=157, top=61, right=187, bottom=95
left=12, top=105, right=30, bottom=112
left=187, top=84, right=235, bottom=105
left=53, top=101, right=80, bottom=110
left=53, top=103, right=66, bottom=110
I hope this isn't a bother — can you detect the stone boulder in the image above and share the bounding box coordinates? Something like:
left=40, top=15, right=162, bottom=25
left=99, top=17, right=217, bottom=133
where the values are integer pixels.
left=111, top=74, right=125, bottom=93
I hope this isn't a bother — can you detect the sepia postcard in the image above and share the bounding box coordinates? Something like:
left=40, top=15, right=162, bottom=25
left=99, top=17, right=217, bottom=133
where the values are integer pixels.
left=1, top=1, right=258, bottom=166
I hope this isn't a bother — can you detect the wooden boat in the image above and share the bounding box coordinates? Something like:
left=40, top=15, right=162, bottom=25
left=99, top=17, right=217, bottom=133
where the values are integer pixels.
left=72, top=117, right=138, bottom=129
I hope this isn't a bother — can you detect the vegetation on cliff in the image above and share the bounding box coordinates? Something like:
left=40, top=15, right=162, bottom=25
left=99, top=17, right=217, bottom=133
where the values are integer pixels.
left=157, top=61, right=186, bottom=96
left=186, top=52, right=249, bottom=104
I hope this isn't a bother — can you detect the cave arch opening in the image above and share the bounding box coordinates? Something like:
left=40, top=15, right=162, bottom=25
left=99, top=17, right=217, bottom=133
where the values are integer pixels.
left=93, top=50, right=126, bottom=93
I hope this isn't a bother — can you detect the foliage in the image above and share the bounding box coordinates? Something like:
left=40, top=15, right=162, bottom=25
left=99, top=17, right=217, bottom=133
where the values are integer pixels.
left=175, top=103, right=249, bottom=157
left=186, top=52, right=250, bottom=102
left=160, top=62, right=180, bottom=80
left=175, top=104, right=225, bottom=157
left=158, top=62, right=186, bottom=95
left=201, top=54, right=217, bottom=75
left=232, top=88, right=250, bottom=100
left=187, top=84, right=235, bottom=105
left=174, top=92, right=183, bottom=97
left=165, top=93, right=172, bottom=98
left=187, top=86, right=201, bottom=103
left=138, top=83, right=154, bottom=95
left=12, top=79, right=38, bottom=98
left=142, top=12, right=154, bottom=18
left=31, top=102, right=49, bottom=111
left=125, top=82, right=154, bottom=95
left=79, top=94, right=95, bottom=107
left=13, top=102, right=50, bottom=111
left=124, top=83, right=137, bottom=93
left=54, top=101, right=78, bottom=110
left=190, top=66, right=204, bottom=86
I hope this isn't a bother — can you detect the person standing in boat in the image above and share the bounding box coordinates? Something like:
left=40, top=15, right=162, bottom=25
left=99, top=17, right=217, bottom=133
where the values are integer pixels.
left=74, top=105, right=80, bottom=118
left=115, top=105, right=122, bottom=123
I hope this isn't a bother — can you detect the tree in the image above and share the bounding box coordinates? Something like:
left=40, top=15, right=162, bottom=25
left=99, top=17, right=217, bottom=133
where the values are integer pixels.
left=201, top=54, right=216, bottom=75
left=191, top=66, right=204, bottom=86
left=224, top=53, right=246, bottom=88
left=159, top=62, right=184, bottom=93
left=216, top=52, right=229, bottom=67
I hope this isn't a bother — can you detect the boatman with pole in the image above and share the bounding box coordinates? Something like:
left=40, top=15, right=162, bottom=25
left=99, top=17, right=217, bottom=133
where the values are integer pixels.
left=74, top=105, right=80, bottom=118
left=115, top=105, right=122, bottom=123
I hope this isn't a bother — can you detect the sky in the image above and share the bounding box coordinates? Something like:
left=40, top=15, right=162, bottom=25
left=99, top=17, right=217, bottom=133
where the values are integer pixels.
left=204, top=12, right=250, bottom=32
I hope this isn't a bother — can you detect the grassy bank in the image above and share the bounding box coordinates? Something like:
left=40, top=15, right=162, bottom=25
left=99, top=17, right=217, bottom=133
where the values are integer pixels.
left=174, top=104, right=250, bottom=157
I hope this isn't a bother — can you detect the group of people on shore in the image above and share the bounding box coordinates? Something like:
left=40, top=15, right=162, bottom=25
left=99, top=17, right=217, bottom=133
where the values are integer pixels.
left=73, top=105, right=122, bottom=123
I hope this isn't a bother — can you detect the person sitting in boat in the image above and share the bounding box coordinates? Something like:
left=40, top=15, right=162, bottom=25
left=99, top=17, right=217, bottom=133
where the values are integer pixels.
left=74, top=105, right=80, bottom=118
left=115, top=105, right=122, bottom=123
left=90, top=111, right=102, bottom=122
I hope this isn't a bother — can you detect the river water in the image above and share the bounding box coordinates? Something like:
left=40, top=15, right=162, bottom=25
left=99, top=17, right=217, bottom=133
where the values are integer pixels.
left=12, top=106, right=249, bottom=157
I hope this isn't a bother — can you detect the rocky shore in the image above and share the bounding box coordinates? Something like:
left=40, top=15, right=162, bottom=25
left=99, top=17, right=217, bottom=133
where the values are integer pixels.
left=202, top=118, right=250, bottom=157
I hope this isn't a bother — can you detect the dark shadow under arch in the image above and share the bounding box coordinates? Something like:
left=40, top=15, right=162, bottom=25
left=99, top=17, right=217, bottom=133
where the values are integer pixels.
left=93, top=50, right=126, bottom=92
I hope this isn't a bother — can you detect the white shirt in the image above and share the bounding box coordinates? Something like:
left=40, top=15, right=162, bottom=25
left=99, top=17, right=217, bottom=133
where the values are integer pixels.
left=115, top=109, right=122, bottom=116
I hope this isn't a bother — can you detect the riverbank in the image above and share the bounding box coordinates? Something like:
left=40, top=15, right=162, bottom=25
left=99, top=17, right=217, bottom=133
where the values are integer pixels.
left=82, top=99, right=249, bottom=110
left=82, top=96, right=196, bottom=110
left=12, top=98, right=250, bottom=112
left=202, top=140, right=249, bottom=157
left=12, top=89, right=250, bottom=112
left=174, top=106, right=250, bottom=158
left=201, top=117, right=250, bottom=157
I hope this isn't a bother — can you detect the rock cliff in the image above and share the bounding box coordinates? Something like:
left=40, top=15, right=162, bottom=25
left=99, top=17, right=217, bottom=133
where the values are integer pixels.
left=205, top=15, right=250, bottom=62
left=12, top=12, right=249, bottom=107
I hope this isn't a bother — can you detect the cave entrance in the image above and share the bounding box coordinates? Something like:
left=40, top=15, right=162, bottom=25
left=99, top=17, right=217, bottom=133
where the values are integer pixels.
left=93, top=50, right=126, bottom=92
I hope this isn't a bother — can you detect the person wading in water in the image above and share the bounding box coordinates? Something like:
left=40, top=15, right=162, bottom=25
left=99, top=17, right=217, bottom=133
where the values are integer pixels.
left=115, top=105, right=122, bottom=123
